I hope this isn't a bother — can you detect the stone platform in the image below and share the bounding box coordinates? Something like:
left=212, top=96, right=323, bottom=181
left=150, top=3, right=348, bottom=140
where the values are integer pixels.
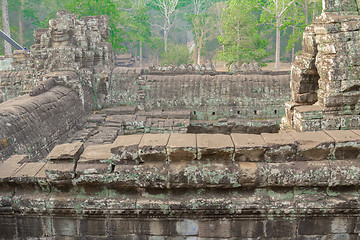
left=2, top=131, right=360, bottom=238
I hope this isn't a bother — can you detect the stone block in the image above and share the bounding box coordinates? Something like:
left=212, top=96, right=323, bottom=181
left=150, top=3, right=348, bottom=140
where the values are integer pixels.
left=231, top=219, right=264, bottom=238
left=0, top=155, right=26, bottom=179
left=12, top=162, right=46, bottom=178
left=47, top=142, right=84, bottom=162
left=231, top=133, right=267, bottom=162
left=326, top=130, right=360, bottom=159
left=114, top=163, right=168, bottom=189
left=53, top=218, right=78, bottom=236
left=167, top=134, right=196, bottom=162
left=267, top=161, right=330, bottom=187
left=298, top=218, right=331, bottom=235
left=103, top=106, right=136, bottom=115
left=197, top=134, right=234, bottom=162
left=169, top=162, right=240, bottom=188
left=139, top=134, right=170, bottom=162
left=290, top=131, right=334, bottom=161
left=238, top=162, right=266, bottom=187
left=38, top=163, right=75, bottom=180
left=111, top=135, right=143, bottom=163
left=80, top=219, right=106, bottom=236
left=76, top=163, right=111, bottom=175
left=78, top=144, right=112, bottom=163
left=108, top=219, right=136, bottom=235
left=198, top=220, right=231, bottom=238
left=16, top=216, right=44, bottom=238
left=136, top=219, right=174, bottom=236
left=262, top=133, right=297, bottom=162
left=0, top=216, right=17, bottom=239
left=330, top=217, right=356, bottom=234
left=265, top=220, right=296, bottom=238
left=329, top=160, right=360, bottom=186
left=176, top=220, right=199, bottom=236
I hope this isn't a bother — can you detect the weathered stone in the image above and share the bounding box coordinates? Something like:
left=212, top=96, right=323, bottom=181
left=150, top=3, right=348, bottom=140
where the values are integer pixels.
left=231, top=133, right=267, bottom=162
left=197, top=134, right=234, bottom=162
left=326, top=130, right=360, bottom=159
left=139, top=134, right=170, bottom=162
left=47, top=142, right=84, bottom=162
left=12, top=162, right=46, bottom=178
left=37, top=163, right=75, bottom=180
left=0, top=155, right=26, bottom=179
left=76, top=163, right=111, bottom=175
left=167, top=134, right=196, bottom=162
left=111, top=135, right=143, bottom=163
left=198, top=220, right=231, bottom=238
left=329, top=160, right=360, bottom=186
left=262, top=133, right=297, bottom=162
left=290, top=131, right=334, bottom=161
left=79, top=144, right=112, bottom=163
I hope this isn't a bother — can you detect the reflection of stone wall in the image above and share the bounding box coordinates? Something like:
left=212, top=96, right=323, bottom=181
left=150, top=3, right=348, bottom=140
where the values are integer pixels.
left=283, top=0, right=360, bottom=131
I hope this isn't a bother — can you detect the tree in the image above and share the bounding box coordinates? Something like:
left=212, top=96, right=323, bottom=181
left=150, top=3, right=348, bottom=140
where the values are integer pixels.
left=189, top=13, right=216, bottom=64
left=2, top=0, right=11, bottom=55
left=218, top=0, right=269, bottom=68
left=160, top=42, right=192, bottom=65
left=127, top=0, right=151, bottom=66
left=258, top=0, right=295, bottom=70
left=151, top=0, right=181, bottom=52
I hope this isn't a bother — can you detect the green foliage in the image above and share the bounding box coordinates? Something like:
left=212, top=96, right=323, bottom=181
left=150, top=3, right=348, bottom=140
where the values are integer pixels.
left=160, top=43, right=192, bottom=65
left=218, top=0, right=270, bottom=66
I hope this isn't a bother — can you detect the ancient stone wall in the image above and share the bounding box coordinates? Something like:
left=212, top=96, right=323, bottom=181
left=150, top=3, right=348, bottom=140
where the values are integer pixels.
left=2, top=131, right=360, bottom=238
left=109, top=69, right=291, bottom=121
left=0, top=86, right=85, bottom=161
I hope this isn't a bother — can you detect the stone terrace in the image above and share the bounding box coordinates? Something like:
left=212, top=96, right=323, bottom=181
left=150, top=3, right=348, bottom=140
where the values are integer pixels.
left=2, top=131, right=360, bottom=238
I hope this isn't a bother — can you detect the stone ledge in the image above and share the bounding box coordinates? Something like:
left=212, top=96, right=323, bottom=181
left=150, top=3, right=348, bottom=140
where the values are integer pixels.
left=43, top=130, right=360, bottom=164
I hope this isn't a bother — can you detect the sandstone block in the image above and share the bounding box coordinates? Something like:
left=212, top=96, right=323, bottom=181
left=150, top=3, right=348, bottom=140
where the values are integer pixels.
left=238, top=162, right=265, bottom=187
left=47, top=142, right=84, bottom=162
left=197, top=134, right=234, bottom=162
left=261, top=133, right=297, bottom=162
left=169, top=162, right=241, bottom=188
left=76, top=163, right=111, bottom=175
left=114, top=163, right=168, bottom=189
left=12, top=162, right=46, bottom=178
left=37, top=163, right=75, bottom=180
left=167, top=134, right=196, bottom=162
left=0, top=155, right=27, bottom=179
left=198, top=220, right=231, bottom=238
left=78, top=144, right=112, bottom=163
left=326, top=130, right=360, bottom=159
left=111, top=135, right=143, bottom=164
left=290, top=131, right=334, bottom=161
left=231, top=133, right=267, bottom=162
left=267, top=161, right=330, bottom=187
left=139, top=134, right=170, bottom=162
left=329, top=160, right=360, bottom=186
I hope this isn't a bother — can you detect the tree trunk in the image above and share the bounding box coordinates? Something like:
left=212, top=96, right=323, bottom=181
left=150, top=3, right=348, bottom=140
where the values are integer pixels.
left=139, top=41, right=143, bottom=67
left=197, top=46, right=201, bottom=65
left=2, top=0, right=12, bottom=55
left=19, top=0, right=24, bottom=46
left=275, top=17, right=281, bottom=70
left=313, top=0, right=317, bottom=21
left=305, top=0, right=309, bottom=24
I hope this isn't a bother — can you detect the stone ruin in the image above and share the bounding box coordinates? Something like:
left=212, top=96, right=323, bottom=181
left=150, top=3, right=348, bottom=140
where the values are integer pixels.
left=3, top=2, right=360, bottom=238
left=283, top=0, right=360, bottom=131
